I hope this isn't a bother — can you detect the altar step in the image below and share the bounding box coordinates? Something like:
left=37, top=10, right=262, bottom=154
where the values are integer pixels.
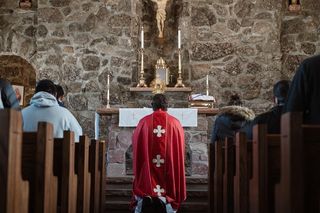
left=104, top=176, right=208, bottom=213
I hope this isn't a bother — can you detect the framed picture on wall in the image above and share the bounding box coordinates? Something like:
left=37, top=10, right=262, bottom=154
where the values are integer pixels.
left=12, top=85, right=24, bottom=106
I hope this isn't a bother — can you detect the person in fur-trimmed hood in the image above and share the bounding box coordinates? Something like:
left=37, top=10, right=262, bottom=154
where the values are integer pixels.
left=211, top=94, right=255, bottom=143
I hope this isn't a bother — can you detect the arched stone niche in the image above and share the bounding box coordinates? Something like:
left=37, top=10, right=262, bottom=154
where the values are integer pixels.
left=135, top=0, right=185, bottom=86
left=125, top=142, right=192, bottom=176
left=0, top=55, right=36, bottom=106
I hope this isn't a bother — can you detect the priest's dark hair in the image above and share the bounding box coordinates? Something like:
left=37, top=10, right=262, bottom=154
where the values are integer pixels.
left=35, top=79, right=57, bottom=97
left=151, top=94, right=168, bottom=111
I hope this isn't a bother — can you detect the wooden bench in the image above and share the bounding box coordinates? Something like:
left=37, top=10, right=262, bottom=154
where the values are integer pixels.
left=22, top=122, right=58, bottom=213
left=1, top=109, right=107, bottom=213
left=249, top=124, right=280, bottom=213
left=275, top=112, right=320, bottom=213
left=0, top=109, right=29, bottom=213
left=209, top=128, right=280, bottom=213
left=89, top=139, right=106, bottom=213
left=75, top=136, right=91, bottom=213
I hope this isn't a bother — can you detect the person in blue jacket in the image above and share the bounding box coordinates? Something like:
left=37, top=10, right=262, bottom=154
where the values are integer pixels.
left=22, top=79, right=82, bottom=142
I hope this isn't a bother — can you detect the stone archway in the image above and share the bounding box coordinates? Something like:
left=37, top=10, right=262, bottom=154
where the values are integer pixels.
left=0, top=55, right=36, bottom=106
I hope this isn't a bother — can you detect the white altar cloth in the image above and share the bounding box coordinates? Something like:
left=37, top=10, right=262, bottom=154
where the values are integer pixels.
left=119, top=108, right=198, bottom=127
left=94, top=108, right=198, bottom=139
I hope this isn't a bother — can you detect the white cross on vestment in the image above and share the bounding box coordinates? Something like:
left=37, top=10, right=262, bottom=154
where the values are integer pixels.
left=153, top=125, right=165, bottom=137
left=152, top=155, right=164, bottom=167
left=153, top=185, right=165, bottom=197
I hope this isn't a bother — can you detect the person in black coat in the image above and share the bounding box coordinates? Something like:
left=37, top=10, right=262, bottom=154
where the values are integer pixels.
left=211, top=94, right=255, bottom=143
left=0, top=78, right=20, bottom=110
left=285, top=54, right=320, bottom=124
left=242, top=80, right=290, bottom=139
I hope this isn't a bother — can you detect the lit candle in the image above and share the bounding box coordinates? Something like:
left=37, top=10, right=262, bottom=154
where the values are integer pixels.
left=206, top=74, right=209, bottom=96
left=141, top=26, right=144, bottom=49
left=178, top=29, right=181, bottom=49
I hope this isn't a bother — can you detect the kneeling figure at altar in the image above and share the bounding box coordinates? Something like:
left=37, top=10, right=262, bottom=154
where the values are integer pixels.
left=131, top=94, right=186, bottom=213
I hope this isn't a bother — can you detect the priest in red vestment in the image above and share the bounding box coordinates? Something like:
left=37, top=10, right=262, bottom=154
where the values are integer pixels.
left=131, top=94, right=186, bottom=213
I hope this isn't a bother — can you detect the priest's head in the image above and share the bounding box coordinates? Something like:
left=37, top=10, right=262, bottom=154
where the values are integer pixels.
left=151, top=94, right=168, bottom=111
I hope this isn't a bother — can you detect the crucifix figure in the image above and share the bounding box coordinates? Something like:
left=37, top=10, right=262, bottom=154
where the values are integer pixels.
left=153, top=125, right=166, bottom=137
left=152, top=154, right=165, bottom=167
left=150, top=0, right=168, bottom=38
left=19, top=0, right=32, bottom=8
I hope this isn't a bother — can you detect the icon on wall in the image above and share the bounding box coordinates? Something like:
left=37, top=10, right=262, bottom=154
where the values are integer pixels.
left=12, top=85, right=24, bottom=106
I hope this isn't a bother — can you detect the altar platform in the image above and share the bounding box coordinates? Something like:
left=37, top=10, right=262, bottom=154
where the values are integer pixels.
left=95, top=107, right=219, bottom=177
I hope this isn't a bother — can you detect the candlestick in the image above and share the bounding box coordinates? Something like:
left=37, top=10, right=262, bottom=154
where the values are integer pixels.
left=106, top=73, right=110, bottom=108
left=137, top=48, right=147, bottom=87
left=175, top=48, right=185, bottom=88
left=206, top=74, right=209, bottom=96
left=178, top=29, right=181, bottom=49
left=141, top=26, right=144, bottom=49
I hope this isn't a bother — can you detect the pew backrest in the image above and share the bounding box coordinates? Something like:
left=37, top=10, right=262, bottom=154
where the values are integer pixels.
left=0, top=109, right=29, bottom=213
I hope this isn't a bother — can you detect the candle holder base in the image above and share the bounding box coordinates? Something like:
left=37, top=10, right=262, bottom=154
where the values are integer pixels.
left=174, top=78, right=185, bottom=88
left=136, top=78, right=147, bottom=87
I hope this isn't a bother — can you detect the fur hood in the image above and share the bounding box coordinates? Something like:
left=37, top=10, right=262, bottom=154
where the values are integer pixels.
left=218, top=105, right=255, bottom=121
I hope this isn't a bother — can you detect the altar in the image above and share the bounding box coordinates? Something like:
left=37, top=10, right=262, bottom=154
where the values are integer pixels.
left=96, top=107, right=218, bottom=177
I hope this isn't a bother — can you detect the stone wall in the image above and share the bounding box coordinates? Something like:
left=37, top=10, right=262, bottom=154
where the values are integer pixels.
left=0, top=1, right=320, bottom=174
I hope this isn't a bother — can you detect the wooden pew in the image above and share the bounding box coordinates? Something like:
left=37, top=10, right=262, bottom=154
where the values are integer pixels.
left=223, top=138, right=235, bottom=213
left=275, top=112, right=320, bottom=213
left=233, top=132, right=251, bottom=213
left=0, top=109, right=29, bottom=213
left=22, top=122, right=58, bottom=213
left=75, top=136, right=91, bottom=213
left=249, top=124, right=280, bottom=213
left=214, top=140, right=223, bottom=213
left=208, top=142, right=214, bottom=213
left=210, top=138, right=236, bottom=213
left=89, top=140, right=106, bottom=213
left=99, top=141, right=107, bottom=213
left=54, top=132, right=78, bottom=213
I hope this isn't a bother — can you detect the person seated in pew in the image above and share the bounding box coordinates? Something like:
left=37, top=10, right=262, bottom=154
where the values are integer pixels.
left=0, top=78, right=20, bottom=110
left=22, top=79, right=82, bottom=142
left=211, top=93, right=255, bottom=143
left=55, top=84, right=65, bottom=107
left=242, top=80, right=290, bottom=139
left=285, top=54, right=320, bottom=124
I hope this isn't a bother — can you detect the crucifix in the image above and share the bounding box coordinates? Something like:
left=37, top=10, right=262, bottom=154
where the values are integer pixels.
left=19, top=0, right=32, bottom=9
left=150, top=0, right=169, bottom=38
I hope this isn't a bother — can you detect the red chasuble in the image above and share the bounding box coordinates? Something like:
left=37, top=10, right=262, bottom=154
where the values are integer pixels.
left=132, top=109, right=186, bottom=210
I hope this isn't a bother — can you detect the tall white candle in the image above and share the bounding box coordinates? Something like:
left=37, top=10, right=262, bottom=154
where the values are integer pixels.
left=107, top=73, right=110, bottom=102
left=178, top=51, right=181, bottom=71
left=206, top=74, right=209, bottom=96
left=141, top=53, right=144, bottom=72
left=141, top=26, right=144, bottom=49
left=178, top=29, right=181, bottom=49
